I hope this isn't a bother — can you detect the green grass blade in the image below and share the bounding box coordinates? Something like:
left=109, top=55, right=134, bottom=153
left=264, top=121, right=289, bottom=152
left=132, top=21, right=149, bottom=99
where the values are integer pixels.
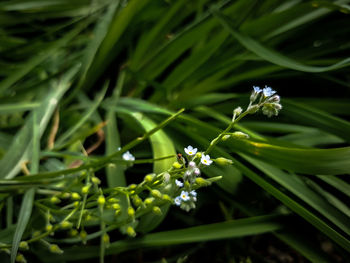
left=0, top=66, right=79, bottom=179
left=11, top=109, right=39, bottom=263
left=213, top=10, right=350, bottom=73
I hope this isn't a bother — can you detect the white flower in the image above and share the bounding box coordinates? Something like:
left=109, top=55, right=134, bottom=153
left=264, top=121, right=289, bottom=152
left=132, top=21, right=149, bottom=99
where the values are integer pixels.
left=263, top=86, right=276, bottom=97
left=122, top=151, right=135, bottom=161
left=184, top=145, right=197, bottom=156
left=175, top=179, right=183, bottom=187
left=201, top=154, right=212, bottom=166
left=174, top=196, right=182, bottom=206
left=180, top=191, right=190, bottom=201
left=190, top=190, right=197, bottom=197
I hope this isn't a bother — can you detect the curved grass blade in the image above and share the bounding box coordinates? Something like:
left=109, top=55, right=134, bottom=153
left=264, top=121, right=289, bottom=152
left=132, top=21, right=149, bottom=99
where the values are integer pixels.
left=11, top=109, right=39, bottom=263
left=127, top=112, right=176, bottom=233
left=0, top=65, right=80, bottom=179
left=48, top=214, right=285, bottom=261
left=213, top=10, right=350, bottom=73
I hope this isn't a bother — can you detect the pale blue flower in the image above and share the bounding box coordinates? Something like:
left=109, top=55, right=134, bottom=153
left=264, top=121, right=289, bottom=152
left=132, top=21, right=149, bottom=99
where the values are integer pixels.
left=201, top=154, right=213, bottom=166
left=253, top=86, right=262, bottom=93
left=190, top=190, right=197, bottom=197
left=180, top=191, right=190, bottom=201
left=174, top=196, right=182, bottom=206
left=175, top=179, right=183, bottom=187
left=263, top=86, right=276, bottom=97
left=184, top=145, right=197, bottom=156
left=122, top=151, right=135, bottom=161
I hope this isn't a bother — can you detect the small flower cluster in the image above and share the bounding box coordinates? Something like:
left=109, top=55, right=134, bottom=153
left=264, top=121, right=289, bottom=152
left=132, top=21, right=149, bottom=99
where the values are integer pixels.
left=249, top=85, right=282, bottom=117
left=171, top=145, right=214, bottom=211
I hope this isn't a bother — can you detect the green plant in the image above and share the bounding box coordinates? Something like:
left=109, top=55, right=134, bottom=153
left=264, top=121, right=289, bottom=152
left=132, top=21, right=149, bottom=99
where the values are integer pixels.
left=0, top=0, right=350, bottom=262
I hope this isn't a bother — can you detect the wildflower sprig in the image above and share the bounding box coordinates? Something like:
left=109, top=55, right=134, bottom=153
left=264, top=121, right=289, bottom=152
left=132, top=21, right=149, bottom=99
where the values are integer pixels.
left=3, top=89, right=282, bottom=257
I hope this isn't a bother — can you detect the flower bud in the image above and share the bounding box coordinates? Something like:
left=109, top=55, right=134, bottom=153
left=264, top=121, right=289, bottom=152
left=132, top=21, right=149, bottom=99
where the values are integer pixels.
left=103, top=233, right=110, bottom=247
left=112, top=203, right=121, bottom=210
left=71, top=192, right=81, bottom=200
left=97, top=195, right=106, bottom=206
left=231, top=131, right=249, bottom=139
left=151, top=189, right=162, bottom=199
left=73, top=201, right=80, bottom=208
left=80, top=230, right=87, bottom=241
left=46, top=224, right=53, bottom=232
left=194, top=168, right=201, bottom=176
left=126, top=226, right=136, bottom=237
left=233, top=107, right=243, bottom=116
left=144, top=197, right=154, bottom=205
left=19, top=241, right=29, bottom=250
left=128, top=184, right=137, bottom=190
left=152, top=206, right=162, bottom=215
left=222, top=135, right=231, bottom=141
left=50, top=196, right=60, bottom=204
left=127, top=207, right=135, bottom=217
left=91, top=177, right=101, bottom=185
left=49, top=244, right=63, bottom=254
left=162, top=194, right=172, bottom=202
left=69, top=229, right=78, bottom=237
left=195, top=152, right=202, bottom=158
left=188, top=161, right=196, bottom=168
left=108, top=198, right=119, bottom=203
left=60, top=221, right=72, bottom=229
left=15, top=253, right=26, bottom=263
left=195, top=177, right=211, bottom=186
left=172, top=162, right=182, bottom=169
left=214, top=157, right=233, bottom=166
left=144, top=174, right=155, bottom=183
left=81, top=184, right=91, bottom=194
left=132, top=196, right=143, bottom=207
left=61, top=192, right=71, bottom=199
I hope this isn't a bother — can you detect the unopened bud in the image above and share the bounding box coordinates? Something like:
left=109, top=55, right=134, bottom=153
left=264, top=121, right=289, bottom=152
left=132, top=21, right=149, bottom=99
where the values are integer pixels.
left=112, top=203, right=121, bottom=210
left=151, top=189, right=162, bottom=199
left=144, top=197, right=154, bottom=205
left=233, top=107, right=243, bottom=116
left=172, top=162, right=182, bottom=169
left=60, top=221, right=72, bottom=229
left=91, top=177, right=101, bottom=185
left=50, top=196, right=60, bottom=204
left=231, top=131, right=249, bottom=139
left=132, top=196, right=142, bottom=207
left=103, top=233, right=110, bottom=247
left=195, top=177, right=211, bottom=186
left=162, top=194, right=172, bottom=202
left=128, top=184, right=137, bottom=190
left=222, top=135, right=231, bottom=141
left=97, top=195, right=105, bottom=206
left=46, top=224, right=53, bottom=232
left=49, top=244, right=63, bottom=254
left=81, top=184, right=91, bottom=194
left=127, top=207, right=135, bottom=217
left=126, top=226, right=136, bottom=237
left=69, top=229, right=78, bottom=237
left=19, top=241, right=29, bottom=250
left=71, top=192, right=81, bottom=200
left=61, top=192, right=71, bottom=199
left=214, top=157, right=233, bottom=166
left=144, top=174, right=155, bottom=183
left=108, top=198, right=119, bottom=203
left=152, top=206, right=162, bottom=215
left=15, top=253, right=26, bottom=263
left=80, top=230, right=87, bottom=240
left=195, top=152, right=202, bottom=158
